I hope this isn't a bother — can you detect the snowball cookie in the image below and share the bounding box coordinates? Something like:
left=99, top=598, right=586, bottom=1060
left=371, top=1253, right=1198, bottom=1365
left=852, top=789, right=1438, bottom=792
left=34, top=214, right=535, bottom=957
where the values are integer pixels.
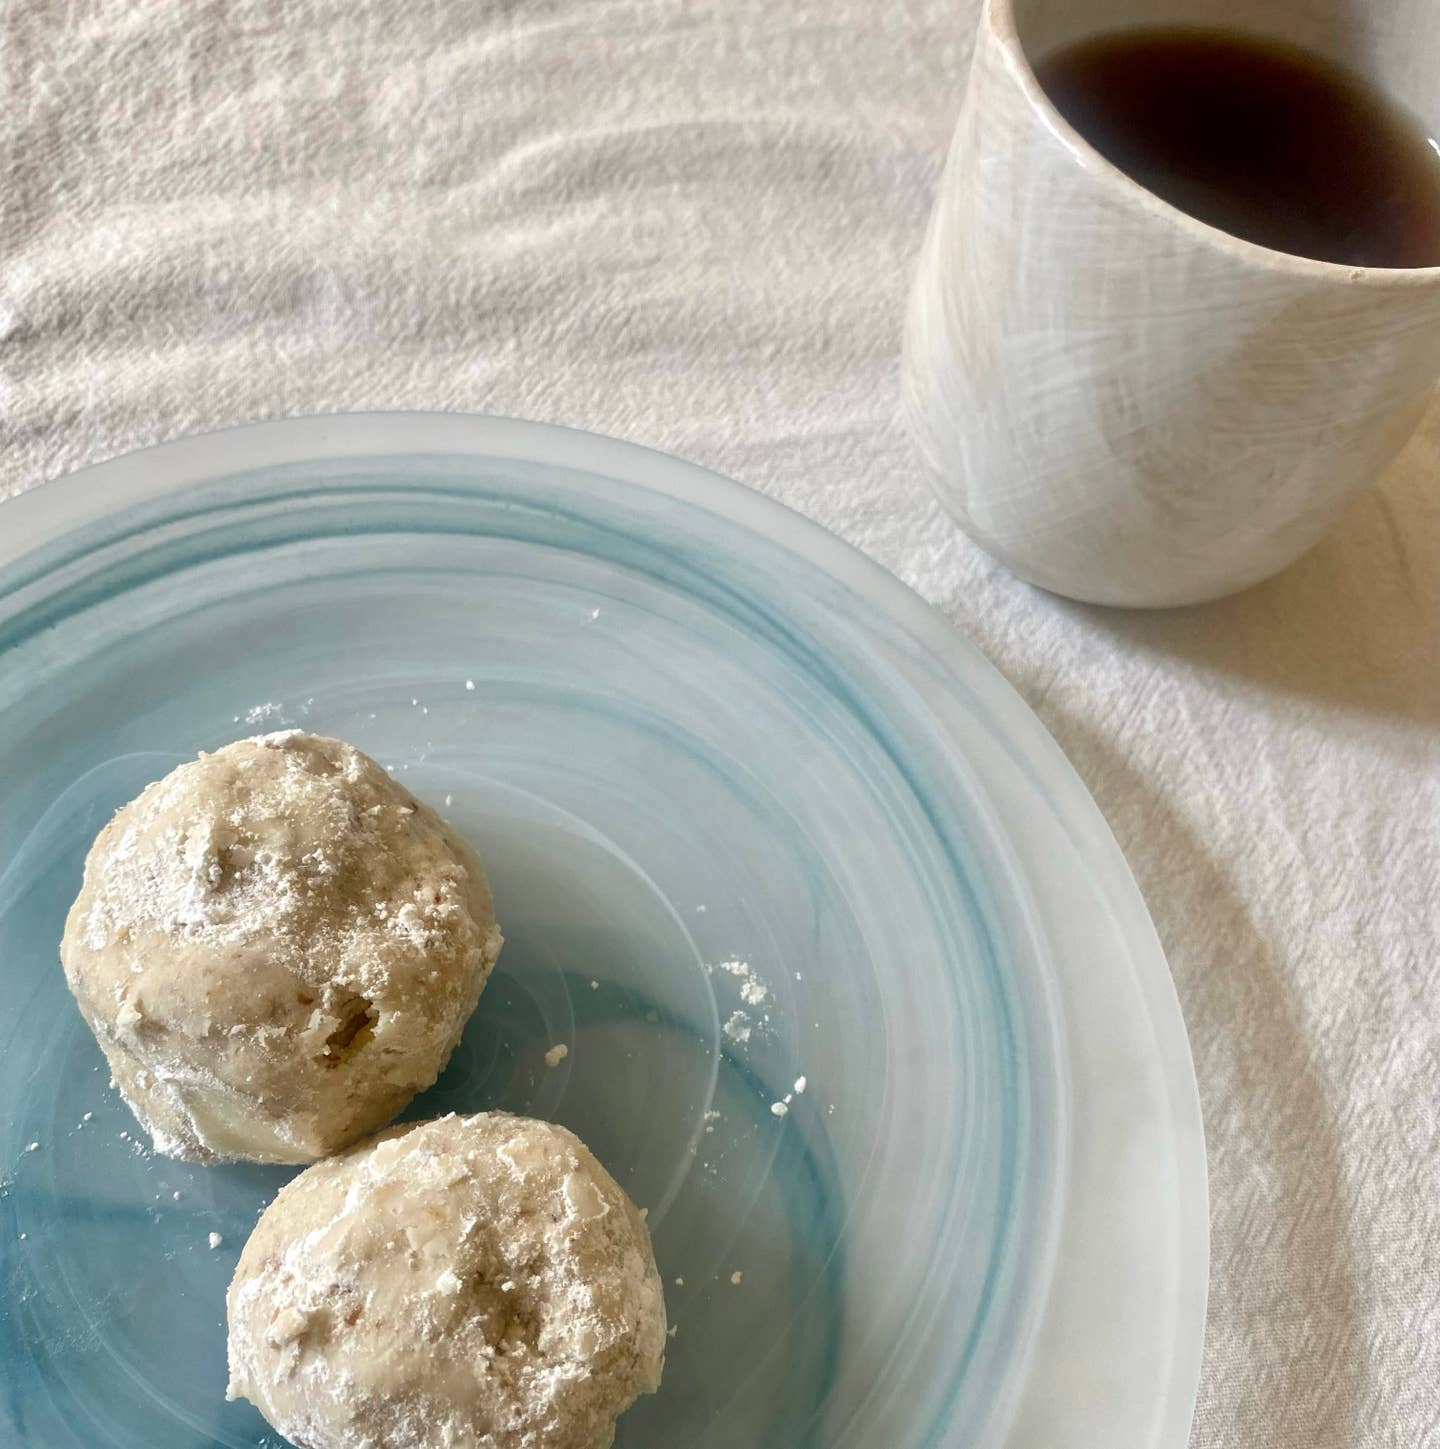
left=226, top=1112, right=667, bottom=1449
left=59, top=731, right=503, bottom=1164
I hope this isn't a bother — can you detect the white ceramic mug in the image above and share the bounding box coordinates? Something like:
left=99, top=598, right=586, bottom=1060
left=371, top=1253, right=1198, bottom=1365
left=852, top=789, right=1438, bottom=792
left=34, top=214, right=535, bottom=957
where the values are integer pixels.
left=903, top=0, right=1440, bottom=606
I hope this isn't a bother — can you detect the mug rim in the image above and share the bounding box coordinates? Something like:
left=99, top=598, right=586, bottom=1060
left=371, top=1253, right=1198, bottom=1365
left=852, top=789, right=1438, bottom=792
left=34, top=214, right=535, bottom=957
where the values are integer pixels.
left=985, top=0, right=1440, bottom=285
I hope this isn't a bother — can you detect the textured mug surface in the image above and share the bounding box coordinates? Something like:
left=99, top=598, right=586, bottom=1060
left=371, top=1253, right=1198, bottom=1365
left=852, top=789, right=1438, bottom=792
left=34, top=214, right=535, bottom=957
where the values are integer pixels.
left=904, top=0, right=1440, bottom=606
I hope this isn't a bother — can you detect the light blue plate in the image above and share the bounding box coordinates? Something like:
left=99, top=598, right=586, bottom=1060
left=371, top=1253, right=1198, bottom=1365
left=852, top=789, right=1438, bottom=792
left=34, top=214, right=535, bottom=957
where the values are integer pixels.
left=0, top=416, right=1206, bottom=1449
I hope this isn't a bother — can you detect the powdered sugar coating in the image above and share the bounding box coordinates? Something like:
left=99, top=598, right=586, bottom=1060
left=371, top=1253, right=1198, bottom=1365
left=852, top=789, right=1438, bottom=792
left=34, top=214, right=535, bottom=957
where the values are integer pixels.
left=59, top=733, right=503, bottom=1163
left=226, top=1112, right=666, bottom=1449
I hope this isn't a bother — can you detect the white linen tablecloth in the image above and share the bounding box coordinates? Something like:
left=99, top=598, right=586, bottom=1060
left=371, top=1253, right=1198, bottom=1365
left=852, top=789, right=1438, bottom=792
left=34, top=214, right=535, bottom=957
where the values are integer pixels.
left=3, top=2, right=1437, bottom=1444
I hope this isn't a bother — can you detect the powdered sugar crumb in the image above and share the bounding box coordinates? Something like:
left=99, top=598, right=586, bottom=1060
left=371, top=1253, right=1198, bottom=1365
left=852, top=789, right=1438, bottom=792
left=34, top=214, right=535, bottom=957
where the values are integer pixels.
left=712, top=958, right=777, bottom=1051
left=208, top=1232, right=224, bottom=1249
left=722, top=1011, right=752, bottom=1044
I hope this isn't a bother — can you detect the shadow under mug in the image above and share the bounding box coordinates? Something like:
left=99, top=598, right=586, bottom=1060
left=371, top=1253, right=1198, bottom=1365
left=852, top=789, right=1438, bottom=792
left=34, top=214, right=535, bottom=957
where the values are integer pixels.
left=903, top=0, right=1440, bottom=607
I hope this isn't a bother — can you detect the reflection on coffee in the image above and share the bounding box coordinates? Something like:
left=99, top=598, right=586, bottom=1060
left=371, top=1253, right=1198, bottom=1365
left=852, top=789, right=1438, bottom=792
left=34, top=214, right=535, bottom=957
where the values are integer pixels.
left=1035, top=27, right=1440, bottom=267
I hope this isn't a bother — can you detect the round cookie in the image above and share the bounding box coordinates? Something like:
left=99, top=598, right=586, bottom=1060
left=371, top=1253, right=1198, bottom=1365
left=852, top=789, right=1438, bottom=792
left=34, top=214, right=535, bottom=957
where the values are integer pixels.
left=226, top=1112, right=667, bottom=1449
left=60, top=732, right=503, bottom=1163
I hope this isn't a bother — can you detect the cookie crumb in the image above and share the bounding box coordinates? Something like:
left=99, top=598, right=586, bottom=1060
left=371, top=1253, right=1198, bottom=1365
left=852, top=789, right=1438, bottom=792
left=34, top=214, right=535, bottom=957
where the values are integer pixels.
left=24, top=1142, right=39, bottom=1153
left=770, top=1101, right=789, bottom=1117
left=590, top=980, right=599, bottom=990
left=465, top=679, right=476, bottom=691
left=722, top=1011, right=752, bottom=1044
left=793, top=1075, right=807, bottom=1094
left=544, top=1043, right=569, bottom=1067
left=730, top=1270, right=743, bottom=1285
left=674, top=1275, right=684, bottom=1286
left=208, top=1232, right=224, bottom=1249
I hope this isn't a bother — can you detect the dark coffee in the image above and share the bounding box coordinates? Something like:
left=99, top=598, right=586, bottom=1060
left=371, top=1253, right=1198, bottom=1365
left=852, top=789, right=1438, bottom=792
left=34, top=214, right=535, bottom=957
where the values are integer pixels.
left=1034, top=27, right=1440, bottom=267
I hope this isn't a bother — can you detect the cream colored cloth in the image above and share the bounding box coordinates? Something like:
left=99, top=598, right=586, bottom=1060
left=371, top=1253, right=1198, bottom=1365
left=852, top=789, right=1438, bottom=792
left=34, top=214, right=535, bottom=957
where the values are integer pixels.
left=3, top=3, right=1436, bottom=1445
